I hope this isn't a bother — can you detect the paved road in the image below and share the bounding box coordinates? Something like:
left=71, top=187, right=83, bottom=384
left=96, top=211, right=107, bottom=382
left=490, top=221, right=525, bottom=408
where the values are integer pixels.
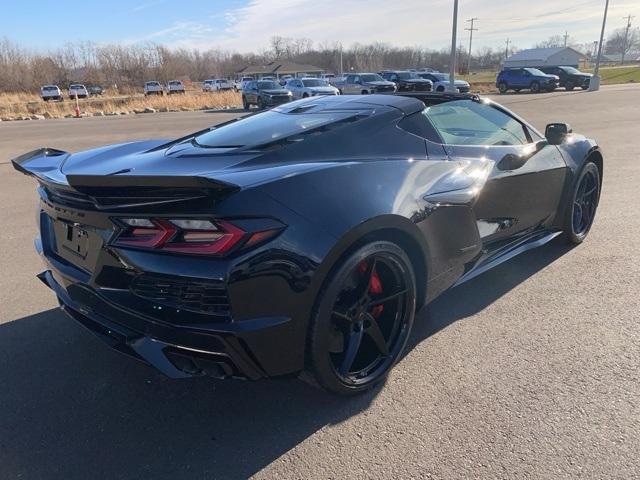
left=1, top=85, right=639, bottom=479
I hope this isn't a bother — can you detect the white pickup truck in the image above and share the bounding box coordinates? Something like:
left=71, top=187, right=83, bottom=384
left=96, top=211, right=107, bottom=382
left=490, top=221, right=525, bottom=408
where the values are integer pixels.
left=68, top=84, right=88, bottom=99
left=167, top=80, right=185, bottom=94
left=144, top=81, right=163, bottom=96
left=41, top=85, right=62, bottom=101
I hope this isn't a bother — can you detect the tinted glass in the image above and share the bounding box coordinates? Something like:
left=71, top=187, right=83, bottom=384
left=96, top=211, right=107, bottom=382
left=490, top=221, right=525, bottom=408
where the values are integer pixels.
left=302, top=79, right=328, bottom=87
left=524, top=68, right=546, bottom=76
left=397, top=72, right=419, bottom=79
left=360, top=74, right=384, bottom=82
left=194, top=110, right=361, bottom=148
left=43, top=86, right=58, bottom=91
left=257, top=81, right=280, bottom=89
left=423, top=100, right=530, bottom=146
left=432, top=73, right=448, bottom=81
left=560, top=66, right=580, bottom=74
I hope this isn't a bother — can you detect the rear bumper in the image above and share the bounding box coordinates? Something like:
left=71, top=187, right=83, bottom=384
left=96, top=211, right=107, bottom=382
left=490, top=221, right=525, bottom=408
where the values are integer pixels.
left=39, top=268, right=295, bottom=380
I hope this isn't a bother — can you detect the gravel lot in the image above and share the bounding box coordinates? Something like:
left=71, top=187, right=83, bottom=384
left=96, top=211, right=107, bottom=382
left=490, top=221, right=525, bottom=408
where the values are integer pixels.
left=1, top=84, right=639, bottom=479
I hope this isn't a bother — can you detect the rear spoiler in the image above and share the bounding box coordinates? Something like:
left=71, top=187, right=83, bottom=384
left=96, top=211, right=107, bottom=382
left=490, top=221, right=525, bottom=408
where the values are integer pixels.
left=12, top=147, right=240, bottom=209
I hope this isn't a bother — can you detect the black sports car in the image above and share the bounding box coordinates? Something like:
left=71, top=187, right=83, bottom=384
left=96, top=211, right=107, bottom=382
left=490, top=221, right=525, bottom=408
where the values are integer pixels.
left=13, top=93, right=602, bottom=396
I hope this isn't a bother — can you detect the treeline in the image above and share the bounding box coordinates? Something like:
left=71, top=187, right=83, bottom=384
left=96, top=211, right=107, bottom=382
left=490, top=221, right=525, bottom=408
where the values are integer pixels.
left=1, top=28, right=634, bottom=93
left=0, top=36, right=508, bottom=93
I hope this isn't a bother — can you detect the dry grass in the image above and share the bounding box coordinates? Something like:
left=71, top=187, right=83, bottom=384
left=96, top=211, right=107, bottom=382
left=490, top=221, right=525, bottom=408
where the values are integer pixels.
left=0, top=90, right=242, bottom=119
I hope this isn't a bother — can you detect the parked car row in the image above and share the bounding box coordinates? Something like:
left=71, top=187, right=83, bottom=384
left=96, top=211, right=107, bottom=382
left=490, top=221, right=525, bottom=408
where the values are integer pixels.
left=496, top=66, right=592, bottom=94
left=40, top=84, right=103, bottom=101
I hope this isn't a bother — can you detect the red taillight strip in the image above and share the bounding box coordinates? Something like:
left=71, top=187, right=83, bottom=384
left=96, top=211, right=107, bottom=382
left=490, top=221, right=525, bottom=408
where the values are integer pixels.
left=161, top=220, right=246, bottom=255
left=115, top=219, right=177, bottom=248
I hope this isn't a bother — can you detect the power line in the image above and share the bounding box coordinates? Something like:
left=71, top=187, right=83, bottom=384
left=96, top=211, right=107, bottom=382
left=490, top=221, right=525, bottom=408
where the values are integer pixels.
left=621, top=14, right=634, bottom=65
left=465, top=17, right=479, bottom=75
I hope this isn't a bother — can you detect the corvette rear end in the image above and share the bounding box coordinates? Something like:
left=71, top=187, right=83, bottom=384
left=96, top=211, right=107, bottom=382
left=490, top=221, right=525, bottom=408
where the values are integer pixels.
left=12, top=144, right=322, bottom=381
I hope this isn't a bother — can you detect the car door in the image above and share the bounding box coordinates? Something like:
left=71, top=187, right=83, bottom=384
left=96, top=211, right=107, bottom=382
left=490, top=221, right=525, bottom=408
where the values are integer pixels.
left=246, top=82, right=257, bottom=103
left=293, top=80, right=304, bottom=99
left=421, top=99, right=568, bottom=247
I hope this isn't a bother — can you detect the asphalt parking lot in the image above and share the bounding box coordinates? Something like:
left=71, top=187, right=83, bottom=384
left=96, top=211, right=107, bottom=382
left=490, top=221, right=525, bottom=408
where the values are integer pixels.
left=1, top=84, right=639, bottom=479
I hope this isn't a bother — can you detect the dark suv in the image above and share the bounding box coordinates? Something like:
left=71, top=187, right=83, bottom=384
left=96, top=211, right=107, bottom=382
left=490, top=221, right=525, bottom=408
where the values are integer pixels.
left=242, top=80, right=293, bottom=110
left=379, top=70, right=433, bottom=92
left=539, top=66, right=591, bottom=91
left=496, top=68, right=559, bottom=94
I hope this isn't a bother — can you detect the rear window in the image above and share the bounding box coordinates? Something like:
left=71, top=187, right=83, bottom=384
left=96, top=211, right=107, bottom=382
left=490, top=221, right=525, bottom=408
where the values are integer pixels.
left=146, top=82, right=160, bottom=86
left=169, top=81, right=182, bottom=85
left=302, top=79, right=328, bottom=87
left=193, top=110, right=365, bottom=149
left=43, top=86, right=58, bottom=91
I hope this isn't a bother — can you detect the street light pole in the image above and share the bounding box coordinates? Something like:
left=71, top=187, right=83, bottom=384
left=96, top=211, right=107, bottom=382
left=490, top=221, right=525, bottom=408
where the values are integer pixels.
left=448, top=0, right=459, bottom=92
left=589, top=0, right=609, bottom=91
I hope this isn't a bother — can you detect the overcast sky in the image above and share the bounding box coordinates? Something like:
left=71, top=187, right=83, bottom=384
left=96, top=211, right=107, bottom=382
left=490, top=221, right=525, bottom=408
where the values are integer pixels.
left=3, top=0, right=639, bottom=52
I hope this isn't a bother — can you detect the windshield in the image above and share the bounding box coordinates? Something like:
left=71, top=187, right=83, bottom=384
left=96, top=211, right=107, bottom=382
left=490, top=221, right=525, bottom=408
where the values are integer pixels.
left=360, top=74, right=384, bottom=82
left=432, top=73, right=449, bottom=81
left=257, top=81, right=280, bottom=89
left=560, top=66, right=581, bottom=74
left=525, top=68, right=546, bottom=76
left=302, top=79, right=329, bottom=87
left=194, top=110, right=363, bottom=148
left=397, top=72, right=419, bottom=80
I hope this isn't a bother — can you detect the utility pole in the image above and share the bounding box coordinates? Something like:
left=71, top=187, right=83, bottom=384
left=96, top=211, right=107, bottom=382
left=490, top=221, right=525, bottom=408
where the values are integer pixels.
left=448, top=0, right=458, bottom=92
left=563, top=31, right=569, bottom=47
left=505, top=38, right=511, bottom=60
left=465, top=17, right=479, bottom=75
left=339, top=43, right=343, bottom=76
left=621, top=15, right=634, bottom=65
left=589, top=0, right=609, bottom=91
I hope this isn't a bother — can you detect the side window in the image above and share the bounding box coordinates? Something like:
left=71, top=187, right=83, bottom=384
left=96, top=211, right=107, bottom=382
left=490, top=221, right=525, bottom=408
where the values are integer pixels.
left=390, top=75, right=398, bottom=81
left=423, top=100, right=531, bottom=146
left=398, top=111, right=442, bottom=143
left=354, top=76, right=361, bottom=83
left=346, top=75, right=355, bottom=83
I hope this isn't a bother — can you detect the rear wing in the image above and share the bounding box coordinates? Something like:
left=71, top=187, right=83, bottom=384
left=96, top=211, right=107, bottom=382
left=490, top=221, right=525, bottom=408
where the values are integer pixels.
left=12, top=147, right=240, bottom=209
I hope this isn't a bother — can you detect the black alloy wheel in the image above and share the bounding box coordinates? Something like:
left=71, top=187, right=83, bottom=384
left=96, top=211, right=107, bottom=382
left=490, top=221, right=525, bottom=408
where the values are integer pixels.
left=565, top=80, right=575, bottom=91
left=498, top=82, right=508, bottom=94
left=530, top=81, right=540, bottom=93
left=563, top=161, right=600, bottom=244
left=305, top=241, right=416, bottom=395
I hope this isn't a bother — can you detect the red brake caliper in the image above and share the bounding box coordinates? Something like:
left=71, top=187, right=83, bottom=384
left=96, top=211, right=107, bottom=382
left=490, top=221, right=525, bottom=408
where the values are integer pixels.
left=359, top=261, right=384, bottom=318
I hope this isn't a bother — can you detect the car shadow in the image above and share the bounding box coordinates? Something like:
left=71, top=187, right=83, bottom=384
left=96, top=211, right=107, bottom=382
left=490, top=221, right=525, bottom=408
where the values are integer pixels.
left=0, top=240, right=572, bottom=479
left=409, top=238, right=573, bottom=346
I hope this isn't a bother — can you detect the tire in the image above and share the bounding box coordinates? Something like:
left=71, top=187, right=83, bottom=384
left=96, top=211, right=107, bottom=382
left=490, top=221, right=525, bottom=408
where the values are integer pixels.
left=565, top=80, right=575, bottom=91
left=498, top=82, right=508, bottom=94
left=43, top=98, right=49, bottom=102
left=530, top=81, right=540, bottom=93
left=242, top=96, right=250, bottom=110
left=304, top=241, right=417, bottom=396
left=436, top=85, right=445, bottom=92
left=514, top=88, right=521, bottom=93
left=258, top=97, right=267, bottom=109
left=361, top=90, right=369, bottom=95
left=561, top=161, right=601, bottom=244
left=302, top=93, right=309, bottom=98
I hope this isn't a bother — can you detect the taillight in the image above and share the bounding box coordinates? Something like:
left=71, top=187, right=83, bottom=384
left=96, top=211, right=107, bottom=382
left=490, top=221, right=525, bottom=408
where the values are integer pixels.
left=112, top=218, right=282, bottom=256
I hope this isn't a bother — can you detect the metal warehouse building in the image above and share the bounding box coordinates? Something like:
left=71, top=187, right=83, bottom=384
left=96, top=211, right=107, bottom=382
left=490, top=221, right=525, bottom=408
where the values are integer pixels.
left=503, top=47, right=586, bottom=68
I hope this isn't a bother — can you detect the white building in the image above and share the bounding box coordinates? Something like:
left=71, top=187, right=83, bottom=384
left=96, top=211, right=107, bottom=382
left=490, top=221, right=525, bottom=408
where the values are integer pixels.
left=503, top=47, right=586, bottom=68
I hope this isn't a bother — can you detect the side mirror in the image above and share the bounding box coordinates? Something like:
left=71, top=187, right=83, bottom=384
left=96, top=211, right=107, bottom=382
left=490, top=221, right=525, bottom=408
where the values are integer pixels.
left=545, top=123, right=572, bottom=145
